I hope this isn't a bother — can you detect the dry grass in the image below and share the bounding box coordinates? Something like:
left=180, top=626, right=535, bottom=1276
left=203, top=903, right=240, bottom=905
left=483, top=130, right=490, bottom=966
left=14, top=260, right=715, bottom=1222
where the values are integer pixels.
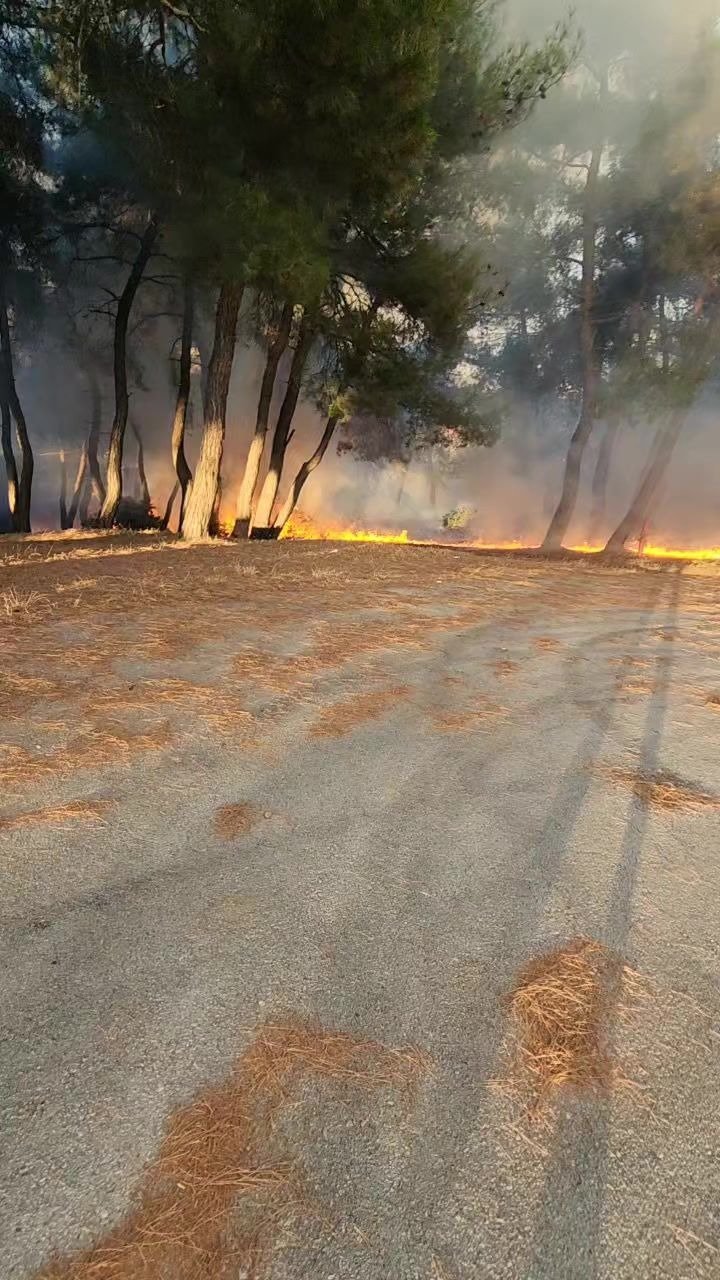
left=494, top=938, right=643, bottom=1122
left=214, top=802, right=262, bottom=841
left=55, top=577, right=98, bottom=594
left=534, top=636, right=561, bottom=651
left=0, top=799, right=112, bottom=832
left=1, top=587, right=52, bottom=621
left=309, top=686, right=410, bottom=738
left=705, top=694, right=720, bottom=710
left=431, top=1256, right=457, bottom=1280
left=37, top=1018, right=429, bottom=1280
left=604, top=766, right=720, bottom=812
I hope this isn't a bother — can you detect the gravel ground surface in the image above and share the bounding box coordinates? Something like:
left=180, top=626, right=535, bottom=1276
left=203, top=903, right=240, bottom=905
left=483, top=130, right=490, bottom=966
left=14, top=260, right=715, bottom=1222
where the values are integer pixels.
left=1, top=534, right=719, bottom=1279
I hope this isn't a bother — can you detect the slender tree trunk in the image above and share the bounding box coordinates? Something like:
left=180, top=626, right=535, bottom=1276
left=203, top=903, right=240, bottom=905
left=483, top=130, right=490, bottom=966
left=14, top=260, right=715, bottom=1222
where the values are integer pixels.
left=0, top=276, right=33, bottom=533
left=160, top=480, right=179, bottom=531
left=181, top=281, right=243, bottom=541
left=172, top=277, right=194, bottom=527
left=1, top=393, right=19, bottom=530
left=396, top=457, right=410, bottom=505
left=602, top=414, right=684, bottom=554
left=251, top=316, right=314, bottom=538
left=67, top=445, right=89, bottom=528
left=99, top=213, right=159, bottom=526
left=428, top=454, right=438, bottom=511
left=85, top=366, right=105, bottom=513
left=59, top=450, right=69, bottom=529
left=587, top=420, right=619, bottom=545
left=77, top=468, right=92, bottom=527
left=232, top=300, right=293, bottom=538
left=131, top=418, right=151, bottom=511
left=274, top=413, right=339, bottom=535
left=541, top=127, right=605, bottom=551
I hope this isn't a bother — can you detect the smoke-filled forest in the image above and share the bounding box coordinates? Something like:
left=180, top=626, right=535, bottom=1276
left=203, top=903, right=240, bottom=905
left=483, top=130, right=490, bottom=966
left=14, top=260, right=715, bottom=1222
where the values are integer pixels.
left=5, top=6, right=720, bottom=1277
left=1, top=0, right=719, bottom=551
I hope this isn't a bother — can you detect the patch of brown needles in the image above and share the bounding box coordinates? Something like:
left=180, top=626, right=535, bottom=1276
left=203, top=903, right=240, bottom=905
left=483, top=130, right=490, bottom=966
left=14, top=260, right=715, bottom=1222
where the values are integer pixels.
left=492, top=658, right=520, bottom=678
left=534, top=636, right=561, bottom=651
left=617, top=677, right=657, bottom=700
left=604, top=766, right=720, bottom=813
left=214, top=802, right=262, bottom=840
left=493, top=938, right=645, bottom=1124
left=309, top=685, right=410, bottom=738
left=429, top=697, right=507, bottom=734
left=705, top=693, right=720, bottom=710
left=0, top=724, right=174, bottom=791
left=90, top=678, right=254, bottom=737
left=0, top=799, right=113, bottom=832
left=37, top=1018, right=430, bottom=1280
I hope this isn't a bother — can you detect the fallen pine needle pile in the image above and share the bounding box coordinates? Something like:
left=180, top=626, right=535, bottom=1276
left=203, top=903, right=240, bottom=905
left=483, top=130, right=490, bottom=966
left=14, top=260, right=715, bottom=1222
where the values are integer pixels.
left=495, top=938, right=644, bottom=1123
left=0, top=800, right=112, bottom=832
left=214, top=801, right=262, bottom=840
left=38, top=1019, right=430, bottom=1280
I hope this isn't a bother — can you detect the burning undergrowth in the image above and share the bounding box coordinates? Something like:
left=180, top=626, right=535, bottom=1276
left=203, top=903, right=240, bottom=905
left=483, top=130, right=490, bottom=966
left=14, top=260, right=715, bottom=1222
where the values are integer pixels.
left=494, top=938, right=645, bottom=1125
left=36, top=1019, right=430, bottom=1280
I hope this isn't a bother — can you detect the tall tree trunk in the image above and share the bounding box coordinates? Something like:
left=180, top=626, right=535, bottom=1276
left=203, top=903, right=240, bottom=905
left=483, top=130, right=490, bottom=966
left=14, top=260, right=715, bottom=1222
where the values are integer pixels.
left=274, top=412, right=339, bottom=535
left=172, top=277, right=194, bottom=527
left=0, top=276, right=33, bottom=533
left=85, top=365, right=105, bottom=513
left=59, top=450, right=69, bottom=529
left=99, top=213, right=159, bottom=526
left=67, top=445, right=88, bottom=528
left=181, top=281, right=243, bottom=541
left=232, top=300, right=293, bottom=538
left=602, top=414, right=684, bottom=554
left=541, top=128, right=605, bottom=552
left=251, top=316, right=314, bottom=538
left=1, top=393, right=19, bottom=530
left=587, top=420, right=619, bottom=545
left=131, top=418, right=151, bottom=510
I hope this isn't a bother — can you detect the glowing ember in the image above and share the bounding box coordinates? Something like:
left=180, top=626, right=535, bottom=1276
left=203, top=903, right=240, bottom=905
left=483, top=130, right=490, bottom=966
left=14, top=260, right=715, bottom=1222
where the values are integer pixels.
left=277, top=512, right=720, bottom=561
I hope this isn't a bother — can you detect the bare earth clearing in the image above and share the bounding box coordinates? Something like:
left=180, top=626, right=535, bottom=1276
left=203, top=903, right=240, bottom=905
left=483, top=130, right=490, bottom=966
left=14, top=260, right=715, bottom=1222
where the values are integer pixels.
left=1, top=533, right=719, bottom=1279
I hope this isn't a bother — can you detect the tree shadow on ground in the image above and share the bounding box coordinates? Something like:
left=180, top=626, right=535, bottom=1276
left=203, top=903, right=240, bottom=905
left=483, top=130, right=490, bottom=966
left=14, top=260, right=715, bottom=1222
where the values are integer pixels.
left=526, top=566, right=682, bottom=1280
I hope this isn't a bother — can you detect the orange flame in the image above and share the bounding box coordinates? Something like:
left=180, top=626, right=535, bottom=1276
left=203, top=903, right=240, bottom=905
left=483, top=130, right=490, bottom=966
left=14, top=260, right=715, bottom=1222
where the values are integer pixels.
left=279, top=512, right=720, bottom=561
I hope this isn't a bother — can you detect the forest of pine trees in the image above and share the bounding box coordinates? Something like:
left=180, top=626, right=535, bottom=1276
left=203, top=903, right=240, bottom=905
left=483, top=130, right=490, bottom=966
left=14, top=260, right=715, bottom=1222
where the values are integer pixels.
left=0, top=1, right=718, bottom=550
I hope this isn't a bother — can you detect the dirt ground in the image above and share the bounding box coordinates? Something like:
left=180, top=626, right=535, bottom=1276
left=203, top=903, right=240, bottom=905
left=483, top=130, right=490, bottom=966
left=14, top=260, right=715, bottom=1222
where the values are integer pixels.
left=2, top=531, right=720, bottom=1279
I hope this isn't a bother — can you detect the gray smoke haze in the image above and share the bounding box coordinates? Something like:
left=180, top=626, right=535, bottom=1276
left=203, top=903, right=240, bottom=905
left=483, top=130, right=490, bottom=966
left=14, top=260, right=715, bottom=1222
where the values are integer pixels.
left=6, top=0, right=720, bottom=547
